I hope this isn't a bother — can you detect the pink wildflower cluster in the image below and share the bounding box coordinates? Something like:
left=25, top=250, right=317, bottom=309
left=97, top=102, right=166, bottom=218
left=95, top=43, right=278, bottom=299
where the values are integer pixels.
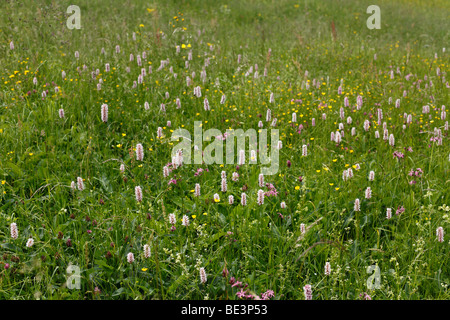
left=408, top=168, right=423, bottom=185
left=396, top=206, right=405, bottom=215
left=264, top=183, right=278, bottom=197
left=393, top=151, right=404, bottom=159
left=229, top=277, right=274, bottom=300
left=194, top=167, right=209, bottom=177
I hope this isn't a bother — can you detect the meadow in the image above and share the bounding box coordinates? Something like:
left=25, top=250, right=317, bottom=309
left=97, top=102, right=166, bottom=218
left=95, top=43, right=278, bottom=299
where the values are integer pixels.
left=0, top=0, right=448, bottom=300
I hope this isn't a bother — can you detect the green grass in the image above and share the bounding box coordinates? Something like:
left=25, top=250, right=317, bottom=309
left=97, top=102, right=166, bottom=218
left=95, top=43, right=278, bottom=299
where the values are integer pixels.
left=0, top=0, right=449, bottom=300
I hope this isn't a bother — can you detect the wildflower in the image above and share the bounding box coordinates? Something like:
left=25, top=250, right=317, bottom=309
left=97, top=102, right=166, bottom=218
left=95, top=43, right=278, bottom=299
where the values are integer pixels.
left=393, top=151, right=404, bottom=159
left=157, top=127, right=163, bottom=138
left=265, top=109, right=272, bottom=123
left=269, top=92, right=275, bottom=103
left=292, top=112, right=297, bottom=122
left=436, top=227, right=444, bottom=242
left=221, top=178, right=227, bottom=192
left=303, top=284, right=312, bottom=300
left=236, top=289, right=246, bottom=298
left=241, top=193, right=247, bottom=206
left=200, top=267, right=207, bottom=284
left=324, top=262, right=331, bottom=275
left=302, top=145, right=308, bottom=156
left=396, top=206, right=405, bottom=215
left=10, top=223, right=18, bottom=240
left=135, top=186, right=143, bottom=202
left=257, top=189, right=265, bottom=205
left=222, top=266, right=229, bottom=278
left=238, top=150, right=245, bottom=165
left=343, top=170, right=349, bottom=181
left=281, top=201, right=286, bottom=209
left=77, top=177, right=85, bottom=191
left=347, top=168, right=354, bottom=178
left=261, top=290, right=275, bottom=300
left=136, top=143, right=144, bottom=161
left=386, top=208, right=392, bottom=219
left=258, top=174, right=264, bottom=187
left=194, top=86, right=202, bottom=97
left=214, top=193, right=220, bottom=202
left=389, top=134, right=395, bottom=146
left=300, top=223, right=306, bottom=234
left=143, top=244, right=151, bottom=258
left=354, top=198, right=361, bottom=212
left=10, top=40, right=14, bottom=50
left=162, top=166, right=169, bottom=178
left=365, top=187, right=372, bottom=199
left=232, top=172, right=239, bottom=182
left=127, top=252, right=134, bottom=263
left=101, top=104, right=108, bottom=122
left=362, top=292, right=372, bottom=300
left=363, top=120, right=370, bottom=131
left=203, top=98, right=210, bottom=111
left=335, top=131, right=341, bottom=144
left=169, top=213, right=176, bottom=225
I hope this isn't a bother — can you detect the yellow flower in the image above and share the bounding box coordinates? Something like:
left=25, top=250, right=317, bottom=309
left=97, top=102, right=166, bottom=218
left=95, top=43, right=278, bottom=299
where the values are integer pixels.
left=316, top=170, right=321, bottom=173
left=142, top=268, right=148, bottom=272
left=203, top=212, right=207, bottom=216
left=147, top=8, right=155, bottom=13
left=295, top=186, right=300, bottom=190
left=192, top=215, right=197, bottom=219
left=214, top=199, right=220, bottom=203
left=1, top=180, right=5, bottom=185
left=139, top=24, right=145, bottom=28
left=335, top=187, right=340, bottom=191
left=329, top=183, right=334, bottom=186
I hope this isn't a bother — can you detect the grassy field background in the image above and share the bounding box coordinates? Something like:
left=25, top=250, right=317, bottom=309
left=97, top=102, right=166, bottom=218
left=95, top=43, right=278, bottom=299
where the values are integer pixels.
left=0, top=0, right=448, bottom=299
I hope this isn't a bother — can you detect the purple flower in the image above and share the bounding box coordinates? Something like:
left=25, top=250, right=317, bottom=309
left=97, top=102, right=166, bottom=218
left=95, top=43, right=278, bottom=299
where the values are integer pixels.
left=236, top=289, right=246, bottom=299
